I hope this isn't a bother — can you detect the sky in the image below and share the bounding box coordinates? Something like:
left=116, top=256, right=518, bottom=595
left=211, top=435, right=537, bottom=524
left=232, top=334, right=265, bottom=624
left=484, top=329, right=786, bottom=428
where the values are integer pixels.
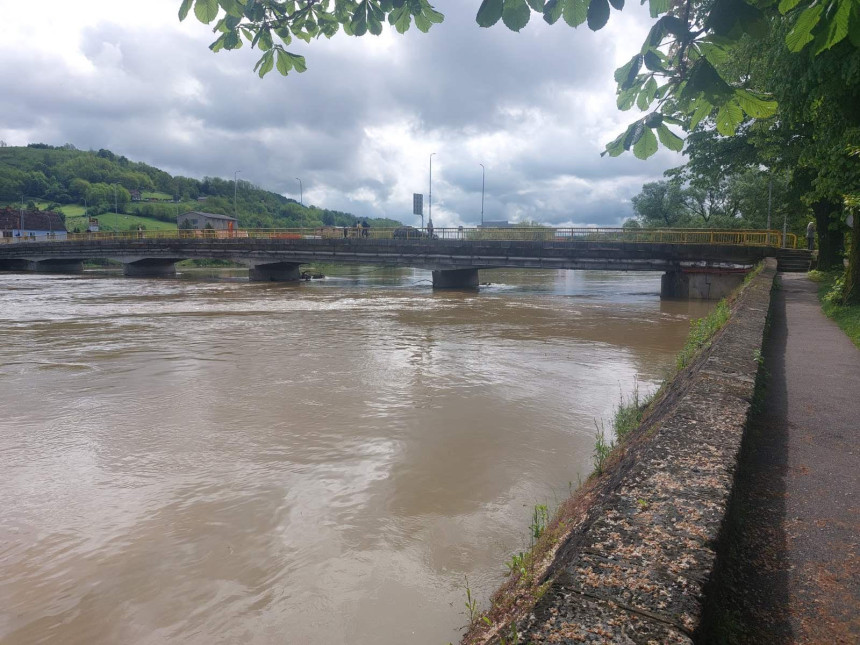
left=1, top=1, right=684, bottom=227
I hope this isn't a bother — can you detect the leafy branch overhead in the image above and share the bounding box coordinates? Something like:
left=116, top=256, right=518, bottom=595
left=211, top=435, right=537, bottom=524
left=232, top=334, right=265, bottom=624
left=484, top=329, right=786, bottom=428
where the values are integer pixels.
left=179, top=0, right=860, bottom=159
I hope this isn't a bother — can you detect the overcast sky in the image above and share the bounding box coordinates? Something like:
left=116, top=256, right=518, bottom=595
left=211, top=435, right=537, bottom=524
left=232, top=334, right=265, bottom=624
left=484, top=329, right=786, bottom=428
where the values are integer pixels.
left=1, top=1, right=682, bottom=227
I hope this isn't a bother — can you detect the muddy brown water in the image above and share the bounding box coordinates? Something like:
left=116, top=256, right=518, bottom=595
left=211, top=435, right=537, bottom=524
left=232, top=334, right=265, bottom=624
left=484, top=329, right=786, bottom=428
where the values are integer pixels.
left=0, top=267, right=713, bottom=644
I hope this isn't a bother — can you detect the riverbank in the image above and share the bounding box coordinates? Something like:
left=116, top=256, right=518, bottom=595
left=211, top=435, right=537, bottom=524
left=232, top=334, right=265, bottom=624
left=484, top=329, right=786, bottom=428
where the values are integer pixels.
left=462, top=259, right=776, bottom=644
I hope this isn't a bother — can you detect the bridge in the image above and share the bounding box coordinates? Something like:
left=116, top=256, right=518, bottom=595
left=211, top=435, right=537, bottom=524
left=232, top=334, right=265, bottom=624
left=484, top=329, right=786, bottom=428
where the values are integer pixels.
left=0, top=227, right=802, bottom=299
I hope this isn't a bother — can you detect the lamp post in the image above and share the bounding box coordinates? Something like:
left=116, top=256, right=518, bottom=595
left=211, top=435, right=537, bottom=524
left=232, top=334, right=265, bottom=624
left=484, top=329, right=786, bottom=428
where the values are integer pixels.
left=479, top=163, right=485, bottom=227
left=429, top=152, right=436, bottom=232
left=296, top=177, right=303, bottom=229
left=233, top=170, right=241, bottom=218
left=113, top=184, right=118, bottom=233
left=20, top=195, right=24, bottom=237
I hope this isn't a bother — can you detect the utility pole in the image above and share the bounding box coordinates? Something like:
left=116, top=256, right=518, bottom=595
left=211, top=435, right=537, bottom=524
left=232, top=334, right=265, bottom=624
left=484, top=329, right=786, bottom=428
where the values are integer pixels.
left=113, top=184, right=118, bottom=233
left=296, top=177, right=303, bottom=228
left=429, top=152, right=435, bottom=231
left=234, top=170, right=241, bottom=218
left=767, top=175, right=773, bottom=246
left=480, top=163, right=485, bottom=227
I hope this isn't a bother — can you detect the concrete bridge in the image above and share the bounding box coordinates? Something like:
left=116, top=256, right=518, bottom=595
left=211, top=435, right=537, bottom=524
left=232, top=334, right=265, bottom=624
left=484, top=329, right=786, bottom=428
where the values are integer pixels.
left=0, top=227, right=799, bottom=299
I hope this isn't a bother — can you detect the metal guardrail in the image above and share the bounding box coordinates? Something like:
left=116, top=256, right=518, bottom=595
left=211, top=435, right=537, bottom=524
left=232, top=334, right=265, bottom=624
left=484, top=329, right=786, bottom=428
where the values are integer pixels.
left=1, top=227, right=799, bottom=248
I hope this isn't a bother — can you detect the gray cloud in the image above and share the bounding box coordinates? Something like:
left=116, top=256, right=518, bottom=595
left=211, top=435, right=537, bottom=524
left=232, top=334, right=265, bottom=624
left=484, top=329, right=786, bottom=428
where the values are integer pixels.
left=1, top=1, right=681, bottom=226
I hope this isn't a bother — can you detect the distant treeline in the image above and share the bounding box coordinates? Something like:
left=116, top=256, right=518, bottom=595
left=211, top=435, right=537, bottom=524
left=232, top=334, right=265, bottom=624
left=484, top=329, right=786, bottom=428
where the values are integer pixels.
left=0, top=144, right=401, bottom=229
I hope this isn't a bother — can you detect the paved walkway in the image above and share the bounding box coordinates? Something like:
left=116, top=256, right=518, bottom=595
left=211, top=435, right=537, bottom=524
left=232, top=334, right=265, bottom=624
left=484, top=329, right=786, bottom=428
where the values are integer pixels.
left=705, top=274, right=860, bottom=643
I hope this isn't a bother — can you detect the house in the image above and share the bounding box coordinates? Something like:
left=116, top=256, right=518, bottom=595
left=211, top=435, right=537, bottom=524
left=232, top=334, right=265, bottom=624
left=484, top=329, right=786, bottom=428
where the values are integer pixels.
left=130, top=189, right=142, bottom=201
left=0, top=207, right=68, bottom=240
left=177, top=211, right=238, bottom=232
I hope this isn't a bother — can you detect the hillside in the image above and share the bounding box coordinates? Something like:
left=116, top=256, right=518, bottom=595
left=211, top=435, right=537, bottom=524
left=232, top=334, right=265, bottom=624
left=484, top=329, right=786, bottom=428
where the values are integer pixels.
left=0, top=144, right=402, bottom=233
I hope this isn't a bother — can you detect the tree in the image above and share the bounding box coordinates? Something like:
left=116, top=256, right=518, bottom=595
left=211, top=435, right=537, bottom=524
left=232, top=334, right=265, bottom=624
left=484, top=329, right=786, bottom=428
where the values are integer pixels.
left=631, top=180, right=689, bottom=227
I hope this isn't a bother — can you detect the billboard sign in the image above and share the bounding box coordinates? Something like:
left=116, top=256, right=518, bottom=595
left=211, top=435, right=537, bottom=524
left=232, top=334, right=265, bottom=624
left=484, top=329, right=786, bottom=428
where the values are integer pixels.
left=413, top=193, right=423, bottom=216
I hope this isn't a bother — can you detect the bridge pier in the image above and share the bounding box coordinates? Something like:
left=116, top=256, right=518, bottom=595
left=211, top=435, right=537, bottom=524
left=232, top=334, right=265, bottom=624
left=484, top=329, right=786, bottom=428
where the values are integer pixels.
left=27, top=259, right=84, bottom=274
left=248, top=262, right=302, bottom=282
left=122, top=259, right=178, bottom=278
left=661, top=268, right=747, bottom=300
left=432, top=268, right=479, bottom=289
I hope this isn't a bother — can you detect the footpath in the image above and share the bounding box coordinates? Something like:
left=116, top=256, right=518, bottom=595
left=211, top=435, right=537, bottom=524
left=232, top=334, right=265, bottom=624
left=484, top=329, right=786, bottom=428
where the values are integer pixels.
left=704, top=273, right=860, bottom=643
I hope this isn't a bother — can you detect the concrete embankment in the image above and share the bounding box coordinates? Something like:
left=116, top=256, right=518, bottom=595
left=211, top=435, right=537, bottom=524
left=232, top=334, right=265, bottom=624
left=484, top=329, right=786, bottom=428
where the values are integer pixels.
left=464, top=258, right=778, bottom=644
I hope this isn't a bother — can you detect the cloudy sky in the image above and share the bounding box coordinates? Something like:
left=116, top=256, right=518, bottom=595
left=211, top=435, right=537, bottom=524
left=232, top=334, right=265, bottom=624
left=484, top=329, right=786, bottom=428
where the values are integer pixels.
left=2, top=1, right=683, bottom=227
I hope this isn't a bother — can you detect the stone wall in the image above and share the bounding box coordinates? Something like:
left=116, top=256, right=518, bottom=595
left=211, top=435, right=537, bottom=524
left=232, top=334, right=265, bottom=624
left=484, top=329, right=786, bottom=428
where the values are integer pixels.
left=467, top=258, right=778, bottom=644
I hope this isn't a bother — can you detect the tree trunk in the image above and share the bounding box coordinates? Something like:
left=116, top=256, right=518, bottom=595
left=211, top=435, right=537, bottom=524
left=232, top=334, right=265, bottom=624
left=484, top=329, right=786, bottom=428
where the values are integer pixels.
left=811, top=199, right=843, bottom=270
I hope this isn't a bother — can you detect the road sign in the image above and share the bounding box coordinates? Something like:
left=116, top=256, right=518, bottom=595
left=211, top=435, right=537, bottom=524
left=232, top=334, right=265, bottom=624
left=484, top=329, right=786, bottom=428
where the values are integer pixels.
left=413, top=193, right=423, bottom=216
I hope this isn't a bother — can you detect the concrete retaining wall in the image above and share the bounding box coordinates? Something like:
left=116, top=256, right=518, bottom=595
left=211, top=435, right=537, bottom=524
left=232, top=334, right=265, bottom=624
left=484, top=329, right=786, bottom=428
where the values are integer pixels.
left=469, top=258, right=777, bottom=644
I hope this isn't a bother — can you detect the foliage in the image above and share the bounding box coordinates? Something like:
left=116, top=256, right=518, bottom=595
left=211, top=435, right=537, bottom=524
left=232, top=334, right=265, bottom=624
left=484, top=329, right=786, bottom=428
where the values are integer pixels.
left=592, top=420, right=612, bottom=474
left=0, top=145, right=398, bottom=231
left=816, top=271, right=860, bottom=347
left=530, top=504, right=549, bottom=543
left=676, top=300, right=731, bottom=370
left=612, top=382, right=642, bottom=443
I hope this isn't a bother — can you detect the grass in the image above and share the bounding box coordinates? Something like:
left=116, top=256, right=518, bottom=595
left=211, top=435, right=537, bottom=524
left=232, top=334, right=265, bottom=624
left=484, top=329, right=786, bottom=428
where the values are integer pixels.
left=65, top=213, right=178, bottom=233
left=809, top=270, right=860, bottom=348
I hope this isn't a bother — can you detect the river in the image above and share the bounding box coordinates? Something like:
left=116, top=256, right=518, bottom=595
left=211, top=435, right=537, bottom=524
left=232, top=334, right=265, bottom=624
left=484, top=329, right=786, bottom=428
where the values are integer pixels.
left=0, top=267, right=713, bottom=644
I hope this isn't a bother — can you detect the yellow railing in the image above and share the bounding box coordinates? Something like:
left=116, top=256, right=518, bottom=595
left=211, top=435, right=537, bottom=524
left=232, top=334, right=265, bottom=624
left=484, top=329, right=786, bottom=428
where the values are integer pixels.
left=1, top=227, right=799, bottom=248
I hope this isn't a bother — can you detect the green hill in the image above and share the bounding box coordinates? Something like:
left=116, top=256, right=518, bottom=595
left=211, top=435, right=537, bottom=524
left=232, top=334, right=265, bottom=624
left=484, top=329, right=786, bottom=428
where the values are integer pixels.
left=0, top=144, right=402, bottom=233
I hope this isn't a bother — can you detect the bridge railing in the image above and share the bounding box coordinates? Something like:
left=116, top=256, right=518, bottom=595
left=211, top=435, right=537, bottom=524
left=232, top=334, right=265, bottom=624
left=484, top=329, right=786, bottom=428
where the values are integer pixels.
left=3, top=227, right=798, bottom=248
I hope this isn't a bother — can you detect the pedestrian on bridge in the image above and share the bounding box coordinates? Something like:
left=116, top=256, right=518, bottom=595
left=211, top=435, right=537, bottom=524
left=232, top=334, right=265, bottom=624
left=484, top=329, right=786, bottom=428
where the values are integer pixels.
left=806, top=221, right=815, bottom=251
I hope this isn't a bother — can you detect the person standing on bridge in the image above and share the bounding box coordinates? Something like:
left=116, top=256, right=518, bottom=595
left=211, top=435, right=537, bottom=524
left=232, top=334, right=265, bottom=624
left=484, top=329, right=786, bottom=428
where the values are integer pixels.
left=806, top=221, right=815, bottom=251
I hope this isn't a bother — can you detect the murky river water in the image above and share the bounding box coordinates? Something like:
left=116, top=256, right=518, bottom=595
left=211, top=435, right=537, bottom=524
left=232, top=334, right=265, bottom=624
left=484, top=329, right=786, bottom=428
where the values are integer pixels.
left=0, top=267, right=713, bottom=645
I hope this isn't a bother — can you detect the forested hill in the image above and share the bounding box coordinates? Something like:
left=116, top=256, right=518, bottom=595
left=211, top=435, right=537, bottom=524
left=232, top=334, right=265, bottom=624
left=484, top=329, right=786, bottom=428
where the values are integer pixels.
left=0, top=144, right=402, bottom=231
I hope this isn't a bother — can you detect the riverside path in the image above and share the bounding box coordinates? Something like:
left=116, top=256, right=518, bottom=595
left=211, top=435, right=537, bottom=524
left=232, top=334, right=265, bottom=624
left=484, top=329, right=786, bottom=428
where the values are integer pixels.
left=704, top=273, right=860, bottom=643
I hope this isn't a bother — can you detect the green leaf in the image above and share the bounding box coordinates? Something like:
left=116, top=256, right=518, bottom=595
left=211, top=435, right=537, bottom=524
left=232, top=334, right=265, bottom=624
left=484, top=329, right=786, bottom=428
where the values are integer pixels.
left=543, top=0, right=563, bottom=23
left=715, top=100, right=743, bottom=136
left=785, top=4, right=823, bottom=51
left=608, top=0, right=623, bottom=9
left=643, top=49, right=664, bottom=72
left=850, top=2, right=860, bottom=47
left=602, top=131, right=626, bottom=157
left=647, top=0, right=669, bottom=18
left=291, top=52, right=307, bottom=73
left=477, top=0, right=504, bottom=27
left=351, top=1, right=369, bottom=36
left=503, top=0, right=531, bottom=31
left=624, top=121, right=645, bottom=149
left=637, top=76, right=658, bottom=110
left=816, top=0, right=852, bottom=53
left=735, top=89, right=778, bottom=118
left=562, top=0, right=588, bottom=27
left=656, top=124, right=684, bottom=151
left=179, top=0, right=194, bottom=21
left=689, top=100, right=713, bottom=130
left=389, top=5, right=412, bottom=32
left=276, top=49, right=294, bottom=75
left=526, top=0, right=545, bottom=10
left=614, top=53, right=642, bottom=88
left=617, top=86, right=638, bottom=110
left=644, top=112, right=662, bottom=127
left=587, top=0, right=610, bottom=30
left=254, top=49, right=274, bottom=77
left=218, top=0, right=243, bottom=17
left=258, top=27, right=273, bottom=50
left=778, top=0, right=801, bottom=14
left=633, top=126, right=658, bottom=159
left=194, top=0, right=219, bottom=23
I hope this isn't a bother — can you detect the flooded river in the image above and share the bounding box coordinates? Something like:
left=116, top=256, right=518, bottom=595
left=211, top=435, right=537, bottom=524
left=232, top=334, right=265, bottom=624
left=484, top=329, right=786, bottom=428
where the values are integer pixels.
left=0, top=267, right=713, bottom=644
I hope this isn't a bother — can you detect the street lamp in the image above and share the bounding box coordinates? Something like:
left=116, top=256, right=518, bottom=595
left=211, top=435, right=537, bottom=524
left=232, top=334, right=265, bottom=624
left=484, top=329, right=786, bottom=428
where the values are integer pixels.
left=113, top=184, right=118, bottom=233
left=429, top=152, right=436, bottom=231
left=296, top=177, right=304, bottom=229
left=233, top=170, right=241, bottom=218
left=479, top=163, right=485, bottom=227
